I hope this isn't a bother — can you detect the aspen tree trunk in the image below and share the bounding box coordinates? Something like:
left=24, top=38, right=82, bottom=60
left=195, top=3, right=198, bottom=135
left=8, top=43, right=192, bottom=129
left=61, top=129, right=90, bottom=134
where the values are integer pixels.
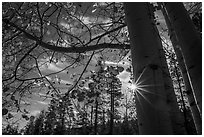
left=160, top=3, right=202, bottom=134
left=153, top=18, right=187, bottom=135
left=159, top=48, right=187, bottom=135
left=164, top=3, right=202, bottom=114
left=124, top=2, right=173, bottom=134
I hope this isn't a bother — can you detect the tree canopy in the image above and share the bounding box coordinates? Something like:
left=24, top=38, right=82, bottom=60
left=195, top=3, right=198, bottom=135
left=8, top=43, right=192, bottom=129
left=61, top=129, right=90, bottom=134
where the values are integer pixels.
left=2, top=2, right=201, bottom=135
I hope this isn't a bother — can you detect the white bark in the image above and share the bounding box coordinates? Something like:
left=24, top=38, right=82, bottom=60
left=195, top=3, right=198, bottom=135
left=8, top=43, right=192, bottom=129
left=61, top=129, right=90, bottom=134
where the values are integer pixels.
left=160, top=3, right=202, bottom=134
left=124, top=3, right=173, bottom=134
left=164, top=3, right=202, bottom=114
left=155, top=30, right=187, bottom=135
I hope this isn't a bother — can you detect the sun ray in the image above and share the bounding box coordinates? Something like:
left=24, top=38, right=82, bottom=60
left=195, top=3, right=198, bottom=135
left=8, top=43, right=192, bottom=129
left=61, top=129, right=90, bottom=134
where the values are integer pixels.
left=137, top=84, right=163, bottom=88
left=134, top=91, right=145, bottom=113
left=136, top=89, right=153, bottom=105
left=129, top=65, right=169, bottom=108
left=135, top=79, right=145, bottom=86
left=136, top=84, right=164, bottom=95
left=135, top=67, right=148, bottom=85
left=136, top=86, right=165, bottom=98
left=130, top=82, right=152, bottom=106
left=130, top=73, right=166, bottom=106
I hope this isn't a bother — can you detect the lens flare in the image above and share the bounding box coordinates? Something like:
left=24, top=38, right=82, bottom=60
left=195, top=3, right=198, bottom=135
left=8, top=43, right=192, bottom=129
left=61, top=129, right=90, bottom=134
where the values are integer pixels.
left=129, top=67, right=164, bottom=107
left=130, top=83, right=138, bottom=90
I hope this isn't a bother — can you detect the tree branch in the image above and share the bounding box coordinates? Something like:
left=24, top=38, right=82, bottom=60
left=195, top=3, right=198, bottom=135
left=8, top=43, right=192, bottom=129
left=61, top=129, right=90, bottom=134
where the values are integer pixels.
left=3, top=19, right=130, bottom=53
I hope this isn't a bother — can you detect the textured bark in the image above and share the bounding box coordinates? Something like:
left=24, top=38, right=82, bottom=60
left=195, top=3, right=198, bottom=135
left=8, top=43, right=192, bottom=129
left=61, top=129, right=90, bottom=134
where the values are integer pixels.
left=124, top=2, right=173, bottom=134
left=164, top=3, right=202, bottom=114
left=151, top=6, right=187, bottom=134
left=161, top=50, right=186, bottom=135
left=160, top=3, right=202, bottom=134
left=156, top=31, right=187, bottom=135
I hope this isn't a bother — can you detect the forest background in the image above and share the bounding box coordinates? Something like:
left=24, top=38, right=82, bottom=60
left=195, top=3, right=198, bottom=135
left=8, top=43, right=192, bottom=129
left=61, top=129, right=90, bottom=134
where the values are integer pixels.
left=2, top=1, right=202, bottom=135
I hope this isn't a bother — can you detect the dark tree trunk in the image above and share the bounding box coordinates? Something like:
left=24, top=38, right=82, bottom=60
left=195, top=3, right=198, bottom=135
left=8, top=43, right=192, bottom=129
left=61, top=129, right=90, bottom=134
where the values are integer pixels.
left=94, top=95, right=99, bottom=135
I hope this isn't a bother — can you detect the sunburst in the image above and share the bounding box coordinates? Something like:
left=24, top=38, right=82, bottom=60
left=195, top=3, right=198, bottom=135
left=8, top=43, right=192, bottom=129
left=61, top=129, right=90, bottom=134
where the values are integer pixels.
left=129, top=67, right=163, bottom=107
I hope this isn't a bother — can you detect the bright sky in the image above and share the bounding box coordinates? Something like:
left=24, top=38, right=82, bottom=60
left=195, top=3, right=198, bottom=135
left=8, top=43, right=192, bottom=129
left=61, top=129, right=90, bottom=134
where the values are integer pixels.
left=5, top=50, right=133, bottom=129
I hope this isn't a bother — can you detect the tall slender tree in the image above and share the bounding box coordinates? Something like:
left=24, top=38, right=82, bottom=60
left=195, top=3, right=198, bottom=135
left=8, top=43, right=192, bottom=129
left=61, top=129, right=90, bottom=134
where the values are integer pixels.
left=160, top=3, right=202, bottom=134
left=164, top=3, right=202, bottom=114
left=124, top=2, right=174, bottom=134
left=152, top=9, right=187, bottom=135
left=124, top=2, right=189, bottom=134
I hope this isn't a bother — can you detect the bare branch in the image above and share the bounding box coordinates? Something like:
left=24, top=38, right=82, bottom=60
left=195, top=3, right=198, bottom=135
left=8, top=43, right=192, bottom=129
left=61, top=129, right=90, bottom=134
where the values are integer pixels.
left=3, top=19, right=130, bottom=53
